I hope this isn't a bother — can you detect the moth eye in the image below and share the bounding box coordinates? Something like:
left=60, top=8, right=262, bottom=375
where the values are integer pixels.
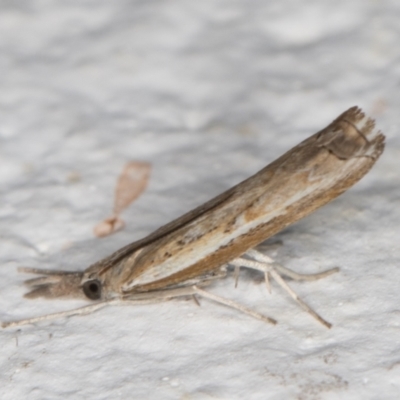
left=83, top=279, right=102, bottom=300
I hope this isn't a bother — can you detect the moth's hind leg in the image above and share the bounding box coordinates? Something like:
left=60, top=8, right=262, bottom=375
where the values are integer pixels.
left=232, top=249, right=338, bottom=284
left=248, top=249, right=339, bottom=281
left=229, top=249, right=338, bottom=328
left=274, top=264, right=339, bottom=281
left=232, top=242, right=338, bottom=290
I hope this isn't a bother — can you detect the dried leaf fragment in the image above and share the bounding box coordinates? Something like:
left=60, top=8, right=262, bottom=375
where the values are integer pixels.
left=93, top=161, right=151, bottom=237
left=113, top=161, right=151, bottom=215
left=93, top=216, right=125, bottom=238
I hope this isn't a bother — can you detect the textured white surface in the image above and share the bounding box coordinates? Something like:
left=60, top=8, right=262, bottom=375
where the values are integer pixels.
left=1, top=1, right=400, bottom=399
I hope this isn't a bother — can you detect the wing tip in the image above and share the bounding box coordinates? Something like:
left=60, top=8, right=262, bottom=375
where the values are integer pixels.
left=318, top=106, right=386, bottom=160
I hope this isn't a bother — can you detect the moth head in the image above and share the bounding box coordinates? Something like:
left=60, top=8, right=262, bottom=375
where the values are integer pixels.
left=20, top=268, right=105, bottom=301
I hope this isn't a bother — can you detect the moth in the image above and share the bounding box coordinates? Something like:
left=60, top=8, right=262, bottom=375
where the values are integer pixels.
left=2, top=107, right=385, bottom=329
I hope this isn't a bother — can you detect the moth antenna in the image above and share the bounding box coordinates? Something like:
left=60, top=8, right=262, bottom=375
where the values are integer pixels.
left=2, top=300, right=117, bottom=328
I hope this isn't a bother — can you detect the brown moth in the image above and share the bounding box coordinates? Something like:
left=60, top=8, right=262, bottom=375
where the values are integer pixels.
left=2, top=107, right=385, bottom=329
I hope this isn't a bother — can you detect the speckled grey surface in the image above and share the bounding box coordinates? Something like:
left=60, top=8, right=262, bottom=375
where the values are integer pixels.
left=1, top=1, right=400, bottom=399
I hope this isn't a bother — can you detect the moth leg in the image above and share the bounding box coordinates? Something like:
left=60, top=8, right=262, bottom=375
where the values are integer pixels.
left=125, top=286, right=276, bottom=325
left=247, top=249, right=339, bottom=281
left=274, top=263, right=339, bottom=281
left=191, top=286, right=276, bottom=325
left=125, top=286, right=275, bottom=324
left=233, top=252, right=274, bottom=291
left=229, top=255, right=332, bottom=328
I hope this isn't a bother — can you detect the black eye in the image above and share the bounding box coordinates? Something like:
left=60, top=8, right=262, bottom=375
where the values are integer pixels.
left=83, top=280, right=102, bottom=300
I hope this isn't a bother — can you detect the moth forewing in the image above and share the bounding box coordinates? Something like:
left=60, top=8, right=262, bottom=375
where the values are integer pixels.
left=3, top=106, right=385, bottom=328
left=103, top=107, right=384, bottom=293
